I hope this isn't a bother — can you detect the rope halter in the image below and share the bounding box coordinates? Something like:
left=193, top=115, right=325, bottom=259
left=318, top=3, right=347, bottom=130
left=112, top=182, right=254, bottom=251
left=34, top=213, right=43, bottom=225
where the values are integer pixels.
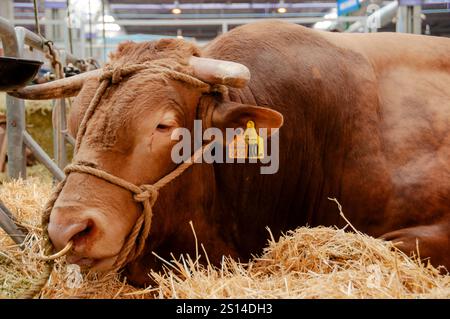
left=41, top=59, right=216, bottom=271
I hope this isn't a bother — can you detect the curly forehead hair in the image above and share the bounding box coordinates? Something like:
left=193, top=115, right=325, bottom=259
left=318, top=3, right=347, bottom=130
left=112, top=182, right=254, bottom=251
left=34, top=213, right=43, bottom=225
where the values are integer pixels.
left=79, top=39, right=205, bottom=150
left=108, top=38, right=202, bottom=65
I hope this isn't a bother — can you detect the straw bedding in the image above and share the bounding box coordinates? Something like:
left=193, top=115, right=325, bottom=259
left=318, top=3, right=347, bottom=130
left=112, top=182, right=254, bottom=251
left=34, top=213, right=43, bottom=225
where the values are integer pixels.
left=0, top=177, right=449, bottom=299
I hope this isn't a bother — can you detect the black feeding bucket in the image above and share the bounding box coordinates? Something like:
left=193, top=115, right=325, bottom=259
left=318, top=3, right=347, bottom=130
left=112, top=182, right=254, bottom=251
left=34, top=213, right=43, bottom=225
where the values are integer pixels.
left=0, top=56, right=43, bottom=91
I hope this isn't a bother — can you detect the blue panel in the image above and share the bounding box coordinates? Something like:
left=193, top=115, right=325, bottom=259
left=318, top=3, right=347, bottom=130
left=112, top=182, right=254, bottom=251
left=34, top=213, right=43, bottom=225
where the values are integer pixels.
left=337, top=0, right=361, bottom=16
left=399, top=0, right=423, bottom=5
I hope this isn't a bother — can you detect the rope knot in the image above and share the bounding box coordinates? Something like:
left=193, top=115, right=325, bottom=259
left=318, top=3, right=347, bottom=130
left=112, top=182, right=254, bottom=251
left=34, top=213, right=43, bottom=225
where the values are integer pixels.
left=111, top=67, right=123, bottom=84
left=133, top=185, right=158, bottom=205
left=100, top=66, right=123, bottom=84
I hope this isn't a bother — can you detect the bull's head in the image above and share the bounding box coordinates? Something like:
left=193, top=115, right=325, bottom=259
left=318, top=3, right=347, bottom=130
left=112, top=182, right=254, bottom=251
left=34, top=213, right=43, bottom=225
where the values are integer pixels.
left=12, top=40, right=283, bottom=281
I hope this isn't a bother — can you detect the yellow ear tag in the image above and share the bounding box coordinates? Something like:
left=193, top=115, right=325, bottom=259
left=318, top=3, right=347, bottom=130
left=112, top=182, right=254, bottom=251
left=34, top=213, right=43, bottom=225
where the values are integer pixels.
left=228, top=121, right=264, bottom=160
left=228, top=128, right=247, bottom=159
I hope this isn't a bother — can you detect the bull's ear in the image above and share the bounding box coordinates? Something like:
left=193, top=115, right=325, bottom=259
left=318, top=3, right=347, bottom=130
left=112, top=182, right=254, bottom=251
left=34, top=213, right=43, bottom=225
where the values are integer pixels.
left=211, top=101, right=283, bottom=136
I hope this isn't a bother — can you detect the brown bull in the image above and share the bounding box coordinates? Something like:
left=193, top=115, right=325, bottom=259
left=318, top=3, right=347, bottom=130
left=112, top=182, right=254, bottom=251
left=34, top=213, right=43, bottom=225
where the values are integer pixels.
left=13, top=20, right=450, bottom=285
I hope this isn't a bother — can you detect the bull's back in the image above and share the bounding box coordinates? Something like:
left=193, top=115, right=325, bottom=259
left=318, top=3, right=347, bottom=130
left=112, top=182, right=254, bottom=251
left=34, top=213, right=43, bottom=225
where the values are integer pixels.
left=321, top=31, right=450, bottom=74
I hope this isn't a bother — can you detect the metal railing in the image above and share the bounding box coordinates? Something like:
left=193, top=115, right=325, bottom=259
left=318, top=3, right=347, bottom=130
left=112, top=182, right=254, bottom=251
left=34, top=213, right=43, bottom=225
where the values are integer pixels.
left=0, top=16, right=86, bottom=181
left=0, top=16, right=94, bottom=243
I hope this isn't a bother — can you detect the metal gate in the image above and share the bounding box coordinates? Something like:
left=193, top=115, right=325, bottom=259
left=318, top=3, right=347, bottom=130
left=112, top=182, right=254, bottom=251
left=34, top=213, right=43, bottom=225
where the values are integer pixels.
left=0, top=16, right=95, bottom=243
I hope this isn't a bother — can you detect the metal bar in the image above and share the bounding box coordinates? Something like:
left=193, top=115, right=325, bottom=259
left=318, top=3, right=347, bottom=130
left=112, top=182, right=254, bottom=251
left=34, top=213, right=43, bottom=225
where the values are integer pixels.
left=88, top=0, right=93, bottom=57
left=11, top=16, right=368, bottom=27
left=412, top=5, right=422, bottom=34
left=12, top=18, right=67, bottom=25
left=59, top=99, right=69, bottom=152
left=0, top=1, right=14, bottom=20
left=2, top=19, right=81, bottom=67
left=346, top=1, right=399, bottom=33
left=52, top=47, right=68, bottom=169
left=0, top=200, right=27, bottom=245
left=0, top=16, right=19, bottom=57
left=80, top=17, right=86, bottom=61
left=44, top=6, right=55, bottom=45
left=101, top=0, right=106, bottom=62
left=0, top=17, right=83, bottom=181
left=16, top=26, right=81, bottom=65
left=53, top=98, right=67, bottom=169
left=66, top=0, right=73, bottom=54
left=96, top=12, right=336, bottom=19
left=2, top=22, right=28, bottom=179
left=110, top=17, right=367, bottom=26
left=396, top=6, right=408, bottom=33
left=396, top=5, right=422, bottom=34
left=19, top=26, right=44, bottom=49
left=109, top=2, right=337, bottom=10
left=23, top=131, right=65, bottom=181
left=222, top=23, right=228, bottom=34
left=14, top=1, right=338, bottom=10
left=63, top=130, right=75, bottom=146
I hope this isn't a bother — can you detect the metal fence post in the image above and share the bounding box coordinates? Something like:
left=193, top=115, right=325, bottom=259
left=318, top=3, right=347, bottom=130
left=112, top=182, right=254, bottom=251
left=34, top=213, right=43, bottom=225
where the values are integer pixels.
left=52, top=49, right=68, bottom=169
left=5, top=91, right=26, bottom=179
left=1, top=17, right=88, bottom=182
left=52, top=98, right=68, bottom=169
left=0, top=18, right=27, bottom=179
left=396, top=4, right=422, bottom=34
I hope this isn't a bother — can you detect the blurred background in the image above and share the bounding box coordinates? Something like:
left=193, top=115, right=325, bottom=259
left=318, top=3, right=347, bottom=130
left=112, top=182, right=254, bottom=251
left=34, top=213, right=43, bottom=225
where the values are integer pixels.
left=1, top=0, right=449, bottom=64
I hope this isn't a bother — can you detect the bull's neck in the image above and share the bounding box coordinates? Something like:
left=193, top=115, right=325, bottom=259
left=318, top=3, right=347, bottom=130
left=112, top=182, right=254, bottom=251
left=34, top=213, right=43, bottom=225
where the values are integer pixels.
left=208, top=87, right=349, bottom=258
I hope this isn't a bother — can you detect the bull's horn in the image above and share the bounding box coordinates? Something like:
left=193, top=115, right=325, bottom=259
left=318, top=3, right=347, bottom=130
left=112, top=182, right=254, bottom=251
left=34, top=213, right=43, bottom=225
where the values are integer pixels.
left=189, top=56, right=250, bottom=88
left=8, top=69, right=102, bottom=100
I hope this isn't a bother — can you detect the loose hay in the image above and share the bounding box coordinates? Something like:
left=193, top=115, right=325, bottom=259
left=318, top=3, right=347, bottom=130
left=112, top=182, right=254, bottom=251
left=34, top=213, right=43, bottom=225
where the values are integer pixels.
left=0, top=178, right=449, bottom=299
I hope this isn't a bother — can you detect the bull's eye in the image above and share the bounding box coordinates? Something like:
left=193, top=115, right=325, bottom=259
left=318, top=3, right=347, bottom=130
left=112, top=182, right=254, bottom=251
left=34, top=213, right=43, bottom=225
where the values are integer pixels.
left=156, top=123, right=172, bottom=132
left=156, top=114, right=178, bottom=133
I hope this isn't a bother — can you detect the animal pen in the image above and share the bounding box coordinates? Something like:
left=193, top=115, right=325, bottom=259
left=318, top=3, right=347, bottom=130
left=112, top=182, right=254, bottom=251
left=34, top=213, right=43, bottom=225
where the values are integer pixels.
left=0, top=12, right=449, bottom=299
left=0, top=15, right=84, bottom=242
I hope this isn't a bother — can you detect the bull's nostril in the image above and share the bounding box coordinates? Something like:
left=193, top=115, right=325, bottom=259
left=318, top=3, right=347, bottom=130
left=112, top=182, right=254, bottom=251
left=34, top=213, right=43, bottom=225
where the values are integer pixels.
left=71, top=220, right=94, bottom=244
left=72, top=226, right=91, bottom=240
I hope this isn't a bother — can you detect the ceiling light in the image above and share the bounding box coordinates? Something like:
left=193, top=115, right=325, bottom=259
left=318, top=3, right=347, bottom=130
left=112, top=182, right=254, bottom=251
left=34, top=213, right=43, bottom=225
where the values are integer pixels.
left=277, top=0, right=287, bottom=14
left=172, top=0, right=181, bottom=14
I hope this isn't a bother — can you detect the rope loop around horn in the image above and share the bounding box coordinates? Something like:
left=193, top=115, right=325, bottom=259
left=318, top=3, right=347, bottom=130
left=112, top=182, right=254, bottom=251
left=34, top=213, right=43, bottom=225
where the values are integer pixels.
left=100, top=65, right=123, bottom=84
